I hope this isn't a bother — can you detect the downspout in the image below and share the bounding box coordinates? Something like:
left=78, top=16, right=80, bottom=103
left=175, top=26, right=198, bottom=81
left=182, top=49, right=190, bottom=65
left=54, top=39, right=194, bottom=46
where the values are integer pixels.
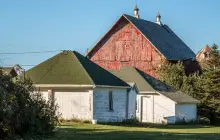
left=140, top=96, right=143, bottom=122
left=153, top=93, right=155, bottom=123
left=126, top=89, right=129, bottom=119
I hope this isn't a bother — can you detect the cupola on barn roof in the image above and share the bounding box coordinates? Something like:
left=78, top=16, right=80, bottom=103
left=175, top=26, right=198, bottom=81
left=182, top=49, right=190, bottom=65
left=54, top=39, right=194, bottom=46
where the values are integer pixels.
left=87, top=13, right=195, bottom=60
left=134, top=4, right=140, bottom=19
left=156, top=13, right=162, bottom=25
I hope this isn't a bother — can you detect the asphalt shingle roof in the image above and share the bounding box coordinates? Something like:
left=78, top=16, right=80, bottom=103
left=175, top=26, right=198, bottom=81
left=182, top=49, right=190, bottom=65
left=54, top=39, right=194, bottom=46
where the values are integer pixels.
left=111, top=67, right=199, bottom=104
left=25, top=51, right=129, bottom=87
left=87, top=14, right=196, bottom=60
left=123, top=14, right=196, bottom=60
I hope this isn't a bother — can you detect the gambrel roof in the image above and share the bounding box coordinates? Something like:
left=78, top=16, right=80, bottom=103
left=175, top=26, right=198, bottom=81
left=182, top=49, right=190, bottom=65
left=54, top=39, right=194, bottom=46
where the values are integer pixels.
left=25, top=51, right=129, bottom=88
left=87, top=14, right=195, bottom=60
left=111, top=67, right=199, bottom=104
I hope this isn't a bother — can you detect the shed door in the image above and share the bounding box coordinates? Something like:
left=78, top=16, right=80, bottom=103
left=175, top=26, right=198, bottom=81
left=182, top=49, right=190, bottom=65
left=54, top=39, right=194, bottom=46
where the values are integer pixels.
left=54, top=91, right=91, bottom=120
left=141, top=96, right=153, bottom=122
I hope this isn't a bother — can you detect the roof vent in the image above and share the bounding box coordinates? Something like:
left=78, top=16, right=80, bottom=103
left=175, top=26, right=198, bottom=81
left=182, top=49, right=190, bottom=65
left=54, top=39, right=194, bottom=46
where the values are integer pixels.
left=156, top=13, right=162, bottom=25
left=134, top=5, right=140, bottom=19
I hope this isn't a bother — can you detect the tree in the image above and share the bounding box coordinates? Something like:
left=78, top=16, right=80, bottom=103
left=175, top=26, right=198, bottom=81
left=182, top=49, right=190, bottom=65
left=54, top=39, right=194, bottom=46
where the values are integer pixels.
left=198, top=69, right=220, bottom=124
left=206, top=44, right=220, bottom=69
left=158, top=61, right=186, bottom=90
left=157, top=61, right=200, bottom=98
left=0, top=74, right=59, bottom=139
left=158, top=53, right=220, bottom=124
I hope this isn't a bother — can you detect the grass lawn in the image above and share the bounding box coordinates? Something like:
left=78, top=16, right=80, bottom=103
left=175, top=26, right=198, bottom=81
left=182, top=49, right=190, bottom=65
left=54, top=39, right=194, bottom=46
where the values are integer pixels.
left=47, top=123, right=220, bottom=140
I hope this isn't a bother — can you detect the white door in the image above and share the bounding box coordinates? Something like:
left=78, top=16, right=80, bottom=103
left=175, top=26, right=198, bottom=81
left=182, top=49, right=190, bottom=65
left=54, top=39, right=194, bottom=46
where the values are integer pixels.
left=141, top=96, right=153, bottom=122
left=54, top=91, right=91, bottom=120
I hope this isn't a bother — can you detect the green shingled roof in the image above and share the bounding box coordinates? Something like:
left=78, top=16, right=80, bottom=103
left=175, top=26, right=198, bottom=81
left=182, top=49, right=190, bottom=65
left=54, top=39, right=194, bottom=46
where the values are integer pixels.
left=25, top=51, right=129, bottom=87
left=110, top=67, right=199, bottom=104
left=110, top=67, right=155, bottom=92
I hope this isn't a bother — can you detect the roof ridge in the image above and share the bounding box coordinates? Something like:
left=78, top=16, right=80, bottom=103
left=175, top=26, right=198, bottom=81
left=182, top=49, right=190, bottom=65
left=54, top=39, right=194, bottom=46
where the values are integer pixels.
left=88, top=14, right=195, bottom=61
left=27, top=50, right=65, bottom=73
left=132, top=68, right=156, bottom=91
left=136, top=68, right=177, bottom=92
left=122, top=14, right=167, bottom=59
left=123, top=14, right=195, bottom=60
left=87, top=14, right=125, bottom=57
left=72, top=51, right=95, bottom=85
left=123, top=14, right=159, bottom=25
left=196, top=45, right=211, bottom=55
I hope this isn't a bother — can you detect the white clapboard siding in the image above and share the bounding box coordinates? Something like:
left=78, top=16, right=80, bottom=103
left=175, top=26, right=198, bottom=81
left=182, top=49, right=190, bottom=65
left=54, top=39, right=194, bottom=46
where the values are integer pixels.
left=153, top=93, right=176, bottom=124
left=136, top=93, right=176, bottom=124
left=175, top=104, right=197, bottom=122
left=93, top=88, right=127, bottom=122
left=137, top=93, right=197, bottom=124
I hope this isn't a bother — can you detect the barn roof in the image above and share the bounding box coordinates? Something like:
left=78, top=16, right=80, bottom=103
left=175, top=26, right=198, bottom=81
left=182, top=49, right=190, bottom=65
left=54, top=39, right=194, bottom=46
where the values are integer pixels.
left=25, top=51, right=129, bottom=88
left=196, top=45, right=211, bottom=58
left=0, top=65, right=23, bottom=77
left=87, top=14, right=195, bottom=60
left=1, top=67, right=14, bottom=75
left=111, top=67, right=199, bottom=104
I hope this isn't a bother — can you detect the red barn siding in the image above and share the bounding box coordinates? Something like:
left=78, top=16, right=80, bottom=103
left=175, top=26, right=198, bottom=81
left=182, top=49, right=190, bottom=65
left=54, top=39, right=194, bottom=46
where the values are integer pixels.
left=89, top=18, right=164, bottom=77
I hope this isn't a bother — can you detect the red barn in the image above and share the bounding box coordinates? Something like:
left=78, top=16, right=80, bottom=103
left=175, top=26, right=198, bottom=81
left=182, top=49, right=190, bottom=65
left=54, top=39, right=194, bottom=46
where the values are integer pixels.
left=87, top=7, right=196, bottom=78
left=196, top=45, right=211, bottom=62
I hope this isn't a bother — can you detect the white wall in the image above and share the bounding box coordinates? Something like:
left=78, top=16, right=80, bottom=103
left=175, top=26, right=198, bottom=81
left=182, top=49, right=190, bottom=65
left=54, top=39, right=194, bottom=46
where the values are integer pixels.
left=153, top=93, right=176, bottom=124
left=136, top=93, right=176, bottom=124
left=175, top=104, right=197, bottom=122
left=53, top=89, right=93, bottom=120
left=93, top=87, right=128, bottom=122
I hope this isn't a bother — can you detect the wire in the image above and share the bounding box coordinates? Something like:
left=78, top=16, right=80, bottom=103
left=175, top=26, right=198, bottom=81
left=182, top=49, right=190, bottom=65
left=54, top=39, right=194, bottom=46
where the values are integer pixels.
left=0, top=50, right=63, bottom=55
left=2, top=65, right=36, bottom=67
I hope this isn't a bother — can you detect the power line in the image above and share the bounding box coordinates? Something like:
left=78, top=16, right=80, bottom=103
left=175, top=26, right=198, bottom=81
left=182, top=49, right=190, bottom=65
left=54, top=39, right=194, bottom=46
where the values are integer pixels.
left=2, top=64, right=36, bottom=67
left=0, top=50, right=63, bottom=55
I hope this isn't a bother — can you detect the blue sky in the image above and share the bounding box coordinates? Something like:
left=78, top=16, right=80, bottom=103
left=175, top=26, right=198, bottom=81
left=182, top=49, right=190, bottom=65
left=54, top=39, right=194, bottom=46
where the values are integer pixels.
left=0, top=0, right=219, bottom=69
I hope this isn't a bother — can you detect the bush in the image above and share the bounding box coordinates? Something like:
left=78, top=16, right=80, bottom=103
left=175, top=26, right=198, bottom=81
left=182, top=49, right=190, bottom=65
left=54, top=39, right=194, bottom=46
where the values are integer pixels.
left=0, top=76, right=59, bottom=139
left=198, top=117, right=210, bottom=125
left=59, top=116, right=91, bottom=124
left=98, top=117, right=140, bottom=126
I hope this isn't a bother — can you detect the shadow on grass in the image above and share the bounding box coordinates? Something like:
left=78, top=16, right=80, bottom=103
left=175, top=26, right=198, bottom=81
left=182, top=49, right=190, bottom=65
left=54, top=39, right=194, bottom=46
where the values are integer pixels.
left=48, top=127, right=220, bottom=140
left=98, top=122, right=212, bottom=129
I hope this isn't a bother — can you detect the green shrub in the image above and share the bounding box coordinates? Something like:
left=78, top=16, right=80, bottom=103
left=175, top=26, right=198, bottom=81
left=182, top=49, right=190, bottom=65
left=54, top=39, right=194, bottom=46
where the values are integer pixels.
left=59, top=116, right=91, bottom=124
left=0, top=76, right=59, bottom=139
left=98, top=117, right=140, bottom=126
left=198, top=117, right=210, bottom=125
left=83, top=120, right=91, bottom=124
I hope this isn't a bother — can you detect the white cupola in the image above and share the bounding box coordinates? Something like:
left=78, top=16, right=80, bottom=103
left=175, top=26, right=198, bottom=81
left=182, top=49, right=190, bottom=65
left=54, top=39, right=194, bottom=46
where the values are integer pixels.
left=156, top=13, right=162, bottom=25
left=134, top=5, right=140, bottom=19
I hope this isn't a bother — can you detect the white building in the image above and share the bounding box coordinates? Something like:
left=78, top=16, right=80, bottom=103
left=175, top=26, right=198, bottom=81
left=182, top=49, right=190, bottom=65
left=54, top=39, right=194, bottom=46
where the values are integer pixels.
left=111, top=67, right=199, bottom=124
left=26, top=51, right=136, bottom=122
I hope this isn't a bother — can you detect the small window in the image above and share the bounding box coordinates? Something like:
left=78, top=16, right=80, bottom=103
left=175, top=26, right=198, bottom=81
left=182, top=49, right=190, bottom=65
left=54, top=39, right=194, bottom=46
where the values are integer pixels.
left=109, top=90, right=113, bottom=111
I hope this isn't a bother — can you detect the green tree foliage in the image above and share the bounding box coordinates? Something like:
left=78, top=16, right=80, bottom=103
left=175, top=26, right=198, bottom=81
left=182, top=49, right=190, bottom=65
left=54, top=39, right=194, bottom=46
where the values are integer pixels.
left=0, top=74, right=59, bottom=139
left=158, top=45, right=220, bottom=124
left=206, top=44, right=220, bottom=69
left=158, top=61, right=186, bottom=90
left=198, top=69, right=220, bottom=124
left=158, top=61, right=201, bottom=99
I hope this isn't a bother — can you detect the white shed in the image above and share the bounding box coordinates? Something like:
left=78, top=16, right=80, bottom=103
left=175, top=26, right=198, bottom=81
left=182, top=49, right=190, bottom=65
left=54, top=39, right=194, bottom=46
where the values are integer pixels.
left=111, top=67, right=199, bottom=124
left=26, top=51, right=136, bottom=122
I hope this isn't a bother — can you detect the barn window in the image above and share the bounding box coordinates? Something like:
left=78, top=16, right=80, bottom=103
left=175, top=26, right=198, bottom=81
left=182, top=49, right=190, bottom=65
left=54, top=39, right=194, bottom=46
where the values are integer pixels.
left=109, top=90, right=113, bottom=111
